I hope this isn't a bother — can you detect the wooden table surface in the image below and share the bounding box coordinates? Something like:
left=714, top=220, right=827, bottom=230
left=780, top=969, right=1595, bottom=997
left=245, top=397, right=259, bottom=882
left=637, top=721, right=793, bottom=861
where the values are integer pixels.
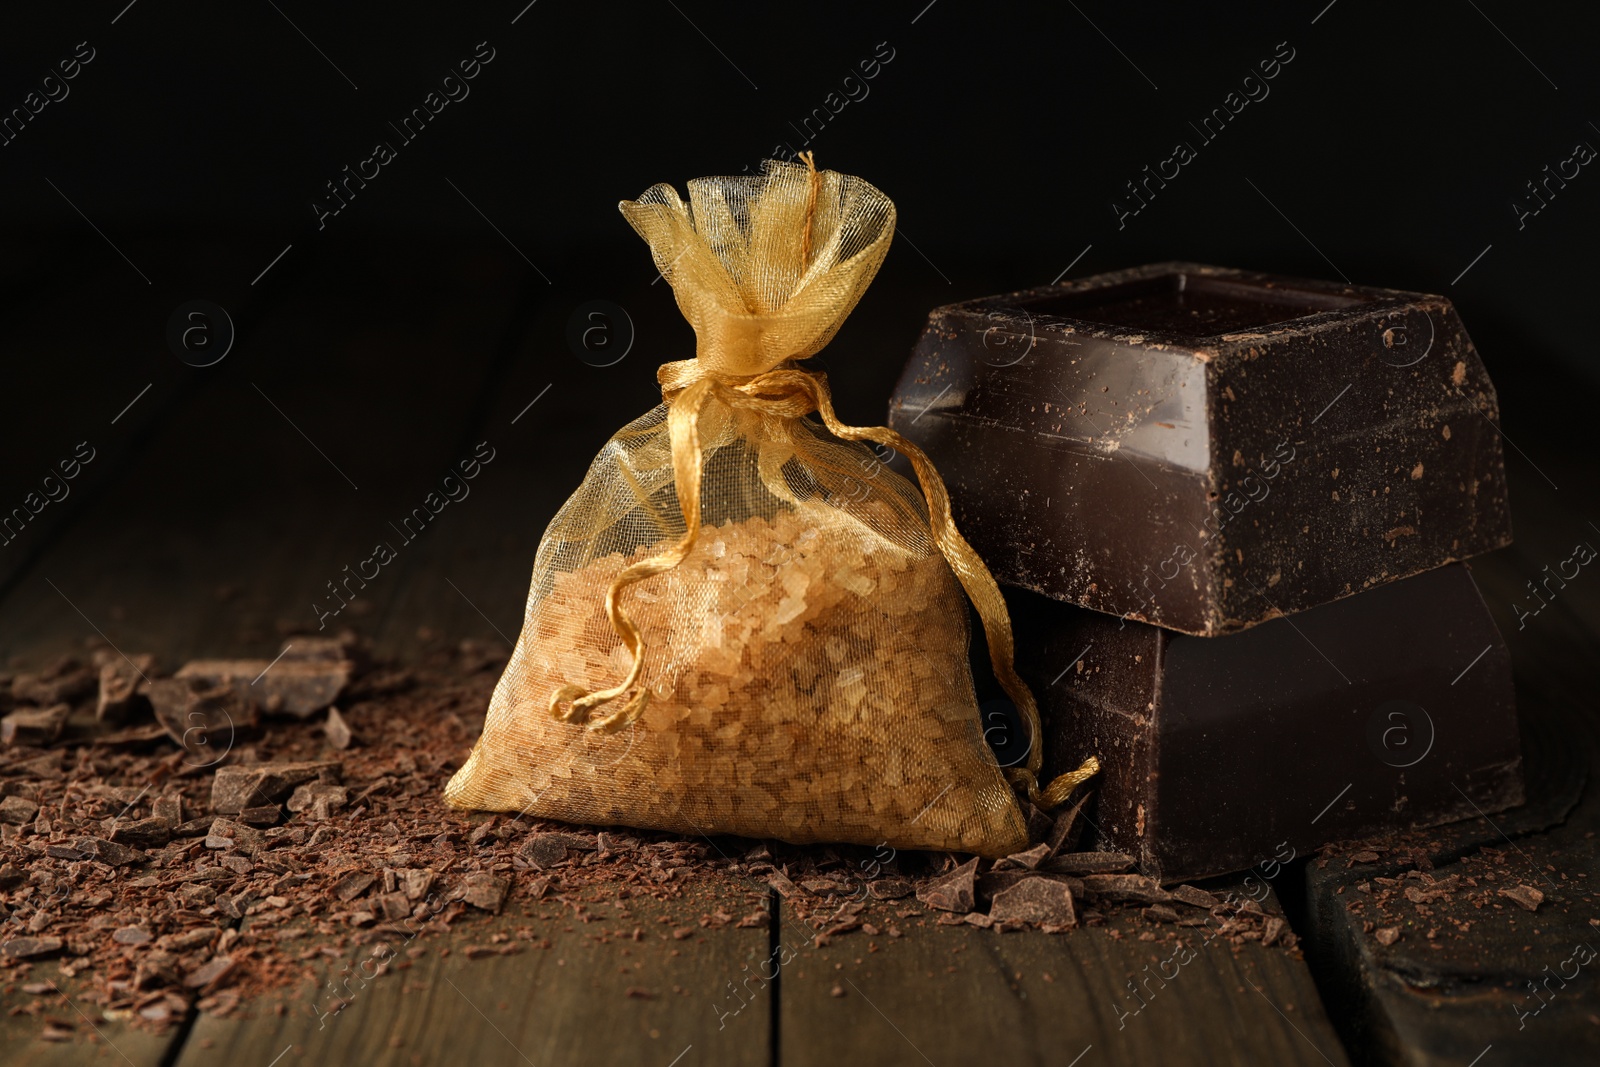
left=2, top=242, right=1596, bottom=1066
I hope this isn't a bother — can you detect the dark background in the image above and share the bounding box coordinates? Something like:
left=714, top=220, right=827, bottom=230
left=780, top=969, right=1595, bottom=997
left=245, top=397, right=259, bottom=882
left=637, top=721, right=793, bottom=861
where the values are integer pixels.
left=2, top=0, right=1597, bottom=663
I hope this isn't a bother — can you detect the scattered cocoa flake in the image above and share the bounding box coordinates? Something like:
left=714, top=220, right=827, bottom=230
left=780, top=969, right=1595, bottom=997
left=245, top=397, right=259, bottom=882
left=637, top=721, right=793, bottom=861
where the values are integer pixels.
left=1142, top=905, right=1180, bottom=924
left=916, top=857, right=978, bottom=913
left=3, top=936, right=64, bottom=959
left=990, top=877, right=1076, bottom=927
left=1080, top=873, right=1170, bottom=904
left=1348, top=851, right=1381, bottom=865
left=1046, top=793, right=1091, bottom=856
left=2, top=704, right=70, bottom=746
left=1169, top=885, right=1221, bottom=910
left=457, top=873, right=509, bottom=914
left=994, top=843, right=1051, bottom=871
left=1374, top=926, right=1402, bottom=946
left=1498, top=885, right=1544, bottom=913
left=108, top=817, right=172, bottom=848
left=324, top=706, right=356, bottom=749
left=184, top=955, right=238, bottom=990
left=0, top=794, right=40, bottom=824
left=521, top=834, right=571, bottom=869
left=1044, top=851, right=1135, bottom=876
left=211, top=761, right=339, bottom=814
left=625, top=987, right=656, bottom=1000
left=333, top=870, right=378, bottom=902
left=867, top=877, right=912, bottom=900
left=71, top=836, right=143, bottom=867
left=830, top=983, right=846, bottom=998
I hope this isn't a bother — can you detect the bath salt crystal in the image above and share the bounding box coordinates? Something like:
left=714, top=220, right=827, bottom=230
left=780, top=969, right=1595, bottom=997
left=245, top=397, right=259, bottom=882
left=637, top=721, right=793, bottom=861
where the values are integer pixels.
left=448, top=509, right=1028, bottom=854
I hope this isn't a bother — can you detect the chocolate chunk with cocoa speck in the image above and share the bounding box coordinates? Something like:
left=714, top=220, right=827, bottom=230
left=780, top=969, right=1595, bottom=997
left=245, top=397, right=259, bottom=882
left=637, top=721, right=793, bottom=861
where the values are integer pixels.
left=323, top=705, right=356, bottom=749
left=1374, top=926, right=1402, bottom=946
left=994, top=843, right=1051, bottom=871
left=15, top=751, right=62, bottom=778
left=211, top=761, right=339, bottom=814
left=767, top=871, right=800, bottom=898
left=333, top=870, right=378, bottom=902
left=457, top=872, right=508, bottom=913
left=521, top=834, right=571, bottom=869
left=596, top=831, right=637, bottom=853
left=179, top=883, right=217, bottom=906
left=151, top=794, right=183, bottom=824
left=1142, top=904, right=1180, bottom=924
left=1498, top=884, right=1545, bottom=912
left=237, top=805, right=283, bottom=827
left=1081, top=873, right=1170, bottom=904
left=398, top=868, right=437, bottom=901
left=1169, top=884, right=1221, bottom=909
left=3, top=936, right=63, bottom=959
left=72, top=836, right=143, bottom=866
left=0, top=794, right=39, bottom=825
left=97, top=655, right=155, bottom=721
left=205, top=818, right=265, bottom=855
left=1046, top=794, right=1091, bottom=856
left=1262, top=916, right=1287, bottom=947
left=1, top=704, right=69, bottom=746
left=1347, top=851, right=1381, bottom=865
left=286, top=782, right=347, bottom=816
left=867, top=877, right=913, bottom=900
left=978, top=870, right=1083, bottom=903
left=172, top=816, right=215, bottom=838
left=112, top=925, right=152, bottom=946
left=108, top=817, right=171, bottom=848
left=990, top=877, right=1077, bottom=927
left=916, top=857, right=978, bottom=913
left=184, top=954, right=238, bottom=990
left=376, top=892, right=412, bottom=922
left=1044, top=851, right=1136, bottom=876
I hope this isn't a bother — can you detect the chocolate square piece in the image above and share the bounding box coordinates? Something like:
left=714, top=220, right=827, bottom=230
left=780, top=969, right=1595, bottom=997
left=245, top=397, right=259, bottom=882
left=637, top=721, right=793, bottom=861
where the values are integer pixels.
left=888, top=263, right=1512, bottom=635
left=1011, top=563, right=1522, bottom=884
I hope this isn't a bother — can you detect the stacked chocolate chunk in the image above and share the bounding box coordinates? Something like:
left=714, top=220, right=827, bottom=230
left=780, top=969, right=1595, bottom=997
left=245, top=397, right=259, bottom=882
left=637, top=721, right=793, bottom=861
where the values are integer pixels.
left=888, top=263, right=1522, bottom=883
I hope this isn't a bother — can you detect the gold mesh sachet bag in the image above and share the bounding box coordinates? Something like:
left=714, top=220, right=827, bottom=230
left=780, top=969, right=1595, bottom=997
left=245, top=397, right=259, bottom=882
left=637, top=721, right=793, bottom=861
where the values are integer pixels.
left=445, top=158, right=1096, bottom=856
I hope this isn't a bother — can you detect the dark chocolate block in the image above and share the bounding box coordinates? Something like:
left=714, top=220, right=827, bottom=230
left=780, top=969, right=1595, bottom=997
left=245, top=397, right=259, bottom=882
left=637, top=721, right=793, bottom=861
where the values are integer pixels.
left=888, top=263, right=1512, bottom=636
left=1010, top=562, right=1522, bottom=885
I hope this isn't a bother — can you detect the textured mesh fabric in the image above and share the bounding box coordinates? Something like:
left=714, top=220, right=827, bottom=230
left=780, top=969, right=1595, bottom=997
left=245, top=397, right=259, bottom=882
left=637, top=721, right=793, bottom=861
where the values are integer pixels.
left=445, top=159, right=1030, bottom=855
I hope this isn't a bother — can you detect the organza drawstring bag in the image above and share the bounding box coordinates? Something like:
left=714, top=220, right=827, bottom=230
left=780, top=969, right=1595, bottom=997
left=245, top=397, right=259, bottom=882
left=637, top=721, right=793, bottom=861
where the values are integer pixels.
left=446, top=157, right=1097, bottom=856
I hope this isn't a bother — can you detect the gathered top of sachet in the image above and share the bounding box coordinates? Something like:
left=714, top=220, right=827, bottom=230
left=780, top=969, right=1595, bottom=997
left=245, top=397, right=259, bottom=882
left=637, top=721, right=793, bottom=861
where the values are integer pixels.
left=618, top=159, right=896, bottom=378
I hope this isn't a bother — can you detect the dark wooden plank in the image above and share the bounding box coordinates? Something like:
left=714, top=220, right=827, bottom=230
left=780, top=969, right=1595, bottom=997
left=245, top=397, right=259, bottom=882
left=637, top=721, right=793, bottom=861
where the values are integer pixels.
left=0, top=969, right=179, bottom=1067
left=0, top=242, right=529, bottom=1062
left=780, top=878, right=1350, bottom=1067
left=0, top=242, right=526, bottom=669
left=173, top=869, right=770, bottom=1067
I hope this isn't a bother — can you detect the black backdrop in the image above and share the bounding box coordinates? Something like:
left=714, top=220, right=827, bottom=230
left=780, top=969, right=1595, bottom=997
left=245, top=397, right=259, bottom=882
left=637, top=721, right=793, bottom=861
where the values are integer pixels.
left=2, top=0, right=1597, bottom=646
